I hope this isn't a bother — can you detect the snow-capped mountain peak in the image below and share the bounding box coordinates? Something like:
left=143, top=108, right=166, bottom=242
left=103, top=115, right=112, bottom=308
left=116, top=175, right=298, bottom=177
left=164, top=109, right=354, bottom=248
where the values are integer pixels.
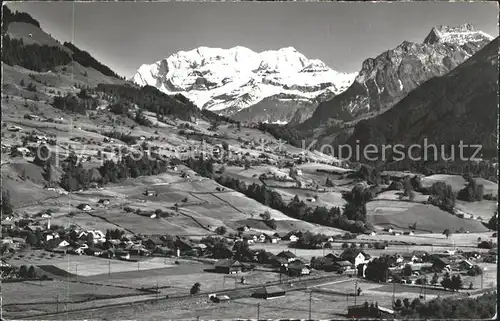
left=424, top=23, right=494, bottom=45
left=132, top=46, right=357, bottom=118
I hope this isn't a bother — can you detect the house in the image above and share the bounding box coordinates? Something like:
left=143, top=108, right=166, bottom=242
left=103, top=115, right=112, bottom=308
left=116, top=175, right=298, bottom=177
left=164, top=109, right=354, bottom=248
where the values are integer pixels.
left=241, top=234, right=257, bottom=244
left=77, top=203, right=92, bottom=211
left=97, top=199, right=110, bottom=206
left=269, top=256, right=288, bottom=267
left=143, top=237, right=164, bottom=250
left=288, top=234, right=300, bottom=242
left=459, top=260, right=474, bottom=271
left=214, top=259, right=243, bottom=274
left=286, top=260, right=310, bottom=277
left=277, top=251, right=296, bottom=262
left=332, top=260, right=353, bottom=272
left=1, top=220, right=14, bottom=231
left=257, top=234, right=267, bottom=243
left=347, top=304, right=395, bottom=319
left=45, top=239, right=70, bottom=251
left=383, top=228, right=393, bottom=233
left=174, top=237, right=194, bottom=253
left=85, top=247, right=104, bottom=256
left=403, top=231, right=415, bottom=236
left=8, top=126, right=23, bottom=132
left=401, top=252, right=420, bottom=264
left=341, top=249, right=370, bottom=268
left=269, top=236, right=280, bottom=244
left=78, top=230, right=106, bottom=243
left=252, top=286, right=286, bottom=299
left=432, top=257, right=451, bottom=271
left=325, top=253, right=341, bottom=261
left=144, top=190, right=158, bottom=197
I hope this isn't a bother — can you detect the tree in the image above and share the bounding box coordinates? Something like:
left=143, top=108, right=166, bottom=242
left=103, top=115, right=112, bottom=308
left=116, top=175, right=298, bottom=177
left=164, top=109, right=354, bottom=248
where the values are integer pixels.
left=215, top=226, right=227, bottom=235
left=1, top=191, right=13, bottom=215
left=20, top=79, right=25, bottom=87
left=28, top=265, right=36, bottom=279
left=403, top=264, right=413, bottom=277
left=357, top=287, right=362, bottom=296
left=26, top=231, right=38, bottom=246
left=394, top=298, right=403, bottom=310
left=431, top=273, right=439, bottom=286
left=450, top=274, right=463, bottom=291
left=19, top=265, right=28, bottom=278
left=486, top=213, right=497, bottom=231
left=440, top=272, right=452, bottom=290
left=190, top=282, right=201, bottom=295
left=443, top=229, right=451, bottom=239
left=469, top=282, right=474, bottom=290
left=260, top=211, right=271, bottom=221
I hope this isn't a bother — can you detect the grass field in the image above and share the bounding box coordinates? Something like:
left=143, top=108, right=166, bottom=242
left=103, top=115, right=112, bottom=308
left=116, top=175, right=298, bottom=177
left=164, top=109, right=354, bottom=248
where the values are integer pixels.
left=10, top=251, right=180, bottom=276
left=421, top=174, right=498, bottom=196
left=366, top=201, right=489, bottom=233
left=1, top=280, right=142, bottom=305
left=455, top=200, right=497, bottom=220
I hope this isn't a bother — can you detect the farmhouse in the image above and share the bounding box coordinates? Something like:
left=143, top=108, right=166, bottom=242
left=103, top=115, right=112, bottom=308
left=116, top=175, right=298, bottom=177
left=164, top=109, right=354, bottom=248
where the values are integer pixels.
left=432, top=257, right=451, bottom=271
left=143, top=237, right=164, bottom=250
left=277, top=251, right=296, bottom=262
left=400, top=252, right=421, bottom=263
left=214, top=259, right=242, bottom=274
left=285, top=260, right=311, bottom=277
left=459, top=260, right=474, bottom=270
left=97, top=199, right=110, bottom=206
left=270, top=256, right=288, bottom=267
left=77, top=203, right=92, bottom=211
left=144, top=190, right=158, bottom=196
left=341, top=249, right=370, bottom=268
left=252, top=286, right=286, bottom=299
left=325, top=253, right=341, bottom=261
left=333, top=260, right=353, bottom=272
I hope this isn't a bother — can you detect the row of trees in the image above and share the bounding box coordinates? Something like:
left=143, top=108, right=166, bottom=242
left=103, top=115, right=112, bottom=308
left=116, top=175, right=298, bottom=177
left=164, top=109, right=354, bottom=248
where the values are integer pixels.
left=2, top=35, right=72, bottom=72
left=186, top=158, right=369, bottom=233
left=52, top=93, right=97, bottom=114
left=256, top=122, right=306, bottom=148
left=397, top=291, right=496, bottom=319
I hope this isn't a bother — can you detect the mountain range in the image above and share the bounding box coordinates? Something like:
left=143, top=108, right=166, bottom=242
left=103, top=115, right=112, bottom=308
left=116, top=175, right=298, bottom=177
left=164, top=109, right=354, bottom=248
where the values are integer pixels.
left=131, top=46, right=357, bottom=124
left=298, top=24, right=494, bottom=132
left=347, top=35, right=499, bottom=160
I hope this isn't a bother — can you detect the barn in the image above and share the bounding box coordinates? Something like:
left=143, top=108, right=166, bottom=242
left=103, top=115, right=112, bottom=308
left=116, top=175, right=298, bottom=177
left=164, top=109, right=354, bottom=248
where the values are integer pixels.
left=252, top=286, right=286, bottom=299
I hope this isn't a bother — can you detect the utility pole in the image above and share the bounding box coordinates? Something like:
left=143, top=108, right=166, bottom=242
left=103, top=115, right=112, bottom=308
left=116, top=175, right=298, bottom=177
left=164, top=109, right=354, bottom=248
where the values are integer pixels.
left=354, top=277, right=358, bottom=306
left=392, top=281, right=395, bottom=304
left=108, top=260, right=111, bottom=276
left=137, top=261, right=140, bottom=271
left=76, top=263, right=78, bottom=282
left=55, top=295, right=59, bottom=313
left=257, top=302, right=260, bottom=320
left=309, top=291, right=312, bottom=320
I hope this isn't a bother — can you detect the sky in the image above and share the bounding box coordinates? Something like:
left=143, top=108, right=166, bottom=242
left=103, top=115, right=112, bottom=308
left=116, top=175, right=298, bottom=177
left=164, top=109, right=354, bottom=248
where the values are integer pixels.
left=6, top=1, right=498, bottom=78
